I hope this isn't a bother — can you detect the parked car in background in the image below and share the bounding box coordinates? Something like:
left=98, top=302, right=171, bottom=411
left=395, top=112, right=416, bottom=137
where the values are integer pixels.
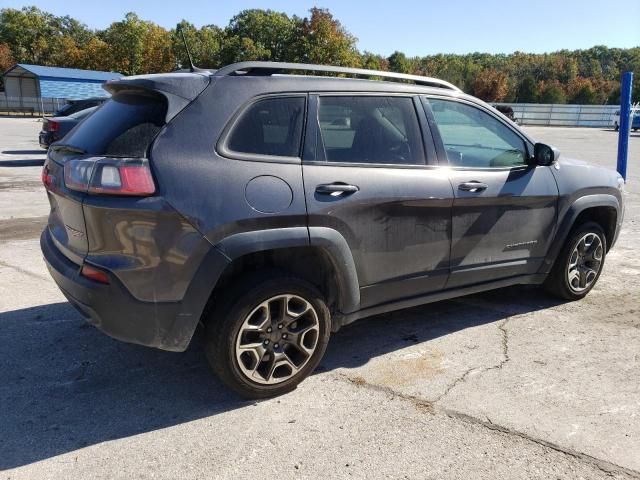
left=39, top=106, right=97, bottom=148
left=53, top=97, right=107, bottom=117
left=613, top=109, right=640, bottom=131
left=41, top=62, right=625, bottom=399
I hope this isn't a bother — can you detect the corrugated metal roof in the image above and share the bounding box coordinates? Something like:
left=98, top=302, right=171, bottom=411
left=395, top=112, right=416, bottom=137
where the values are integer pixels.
left=39, top=79, right=111, bottom=99
left=4, top=64, right=122, bottom=81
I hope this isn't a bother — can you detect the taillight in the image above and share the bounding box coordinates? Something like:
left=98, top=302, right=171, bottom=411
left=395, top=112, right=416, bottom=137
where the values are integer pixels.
left=41, top=164, right=54, bottom=189
left=64, top=157, right=155, bottom=196
left=80, top=264, right=110, bottom=284
left=47, top=121, right=59, bottom=132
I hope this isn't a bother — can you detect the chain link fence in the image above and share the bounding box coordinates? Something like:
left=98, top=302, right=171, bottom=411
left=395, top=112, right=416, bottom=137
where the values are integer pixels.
left=0, top=94, right=68, bottom=116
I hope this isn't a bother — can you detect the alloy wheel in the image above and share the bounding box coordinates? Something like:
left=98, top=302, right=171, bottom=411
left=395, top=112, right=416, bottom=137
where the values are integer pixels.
left=567, top=232, right=604, bottom=293
left=234, top=294, right=320, bottom=385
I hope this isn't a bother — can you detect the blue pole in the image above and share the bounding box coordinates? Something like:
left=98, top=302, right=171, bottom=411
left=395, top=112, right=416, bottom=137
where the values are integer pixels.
left=616, top=72, right=633, bottom=180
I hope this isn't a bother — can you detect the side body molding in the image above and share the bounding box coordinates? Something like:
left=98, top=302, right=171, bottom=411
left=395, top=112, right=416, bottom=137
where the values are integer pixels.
left=541, top=193, right=620, bottom=273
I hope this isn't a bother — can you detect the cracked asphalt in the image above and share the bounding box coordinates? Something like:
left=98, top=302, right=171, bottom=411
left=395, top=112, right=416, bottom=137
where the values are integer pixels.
left=1, top=118, right=639, bottom=479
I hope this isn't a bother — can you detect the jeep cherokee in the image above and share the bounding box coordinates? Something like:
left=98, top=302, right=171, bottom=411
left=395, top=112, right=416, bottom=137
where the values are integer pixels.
left=41, top=62, right=625, bottom=398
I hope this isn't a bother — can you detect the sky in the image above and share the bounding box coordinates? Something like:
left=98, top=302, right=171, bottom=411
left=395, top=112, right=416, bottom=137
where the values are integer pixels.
left=3, top=0, right=640, bottom=57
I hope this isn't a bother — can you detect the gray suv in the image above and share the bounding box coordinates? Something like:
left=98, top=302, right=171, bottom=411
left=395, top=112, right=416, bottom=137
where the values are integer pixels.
left=41, top=62, right=625, bottom=398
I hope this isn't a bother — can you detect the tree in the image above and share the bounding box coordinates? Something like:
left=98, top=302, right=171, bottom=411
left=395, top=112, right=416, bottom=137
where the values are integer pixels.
left=99, top=13, right=148, bottom=75
left=293, top=8, right=359, bottom=67
left=0, top=42, right=15, bottom=91
left=387, top=51, right=411, bottom=74
left=472, top=69, right=509, bottom=102
left=360, top=51, right=388, bottom=71
left=172, top=21, right=222, bottom=69
left=222, top=9, right=297, bottom=63
left=80, top=37, right=111, bottom=71
left=568, top=77, right=597, bottom=104
left=538, top=81, right=567, bottom=104
left=142, top=23, right=174, bottom=74
left=516, top=76, right=538, bottom=103
left=0, top=7, right=58, bottom=64
left=0, top=42, right=14, bottom=72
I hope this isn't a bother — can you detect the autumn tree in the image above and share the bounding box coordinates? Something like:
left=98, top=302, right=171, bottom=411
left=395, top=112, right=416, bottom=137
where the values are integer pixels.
left=472, top=69, right=509, bottom=102
left=0, top=42, right=14, bottom=71
left=293, top=8, right=360, bottom=67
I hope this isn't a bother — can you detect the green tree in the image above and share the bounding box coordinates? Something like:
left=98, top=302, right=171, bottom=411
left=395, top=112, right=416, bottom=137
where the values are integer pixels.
left=99, top=12, right=148, bottom=75
left=516, top=76, right=538, bottom=103
left=221, top=9, right=297, bottom=63
left=387, top=51, right=411, bottom=74
left=172, top=21, right=222, bottom=69
left=538, top=81, right=567, bottom=104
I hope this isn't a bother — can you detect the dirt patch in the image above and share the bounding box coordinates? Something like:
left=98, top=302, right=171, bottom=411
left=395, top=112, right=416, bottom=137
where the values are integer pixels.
left=0, top=216, right=47, bottom=242
left=360, top=350, right=445, bottom=388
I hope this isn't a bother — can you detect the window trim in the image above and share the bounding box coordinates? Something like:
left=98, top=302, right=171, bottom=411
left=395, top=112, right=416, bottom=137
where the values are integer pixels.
left=216, top=93, right=308, bottom=164
left=303, top=93, right=433, bottom=169
left=421, top=95, right=535, bottom=171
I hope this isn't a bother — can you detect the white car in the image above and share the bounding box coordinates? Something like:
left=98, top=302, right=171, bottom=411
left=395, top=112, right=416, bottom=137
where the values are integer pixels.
left=613, top=109, right=640, bottom=131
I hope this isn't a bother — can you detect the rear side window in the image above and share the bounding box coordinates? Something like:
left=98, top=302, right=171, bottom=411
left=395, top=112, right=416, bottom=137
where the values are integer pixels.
left=317, top=96, right=425, bottom=165
left=226, top=97, right=305, bottom=158
left=62, top=92, right=167, bottom=158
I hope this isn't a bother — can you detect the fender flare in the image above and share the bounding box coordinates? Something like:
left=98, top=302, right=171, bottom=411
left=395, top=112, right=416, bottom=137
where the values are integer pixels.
left=541, top=194, right=620, bottom=273
left=214, top=226, right=361, bottom=314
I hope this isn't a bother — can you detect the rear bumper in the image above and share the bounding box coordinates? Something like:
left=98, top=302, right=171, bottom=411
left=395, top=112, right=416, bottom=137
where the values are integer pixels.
left=41, top=229, right=211, bottom=352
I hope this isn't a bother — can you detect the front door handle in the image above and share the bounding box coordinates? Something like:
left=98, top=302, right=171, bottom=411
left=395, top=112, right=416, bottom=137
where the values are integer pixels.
left=458, top=181, right=488, bottom=193
left=316, top=183, right=359, bottom=195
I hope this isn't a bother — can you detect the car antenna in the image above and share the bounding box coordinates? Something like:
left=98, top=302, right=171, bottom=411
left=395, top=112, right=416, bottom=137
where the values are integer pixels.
left=178, top=26, right=198, bottom=72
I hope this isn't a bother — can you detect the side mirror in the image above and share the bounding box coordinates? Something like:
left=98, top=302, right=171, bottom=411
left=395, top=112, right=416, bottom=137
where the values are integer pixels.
left=533, top=143, right=560, bottom=166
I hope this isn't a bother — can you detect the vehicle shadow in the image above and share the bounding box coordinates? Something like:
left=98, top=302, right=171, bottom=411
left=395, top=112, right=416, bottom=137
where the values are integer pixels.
left=0, top=285, right=561, bottom=469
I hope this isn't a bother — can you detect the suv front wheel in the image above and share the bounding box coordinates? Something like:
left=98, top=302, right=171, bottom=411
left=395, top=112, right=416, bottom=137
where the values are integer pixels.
left=544, top=221, right=607, bottom=300
left=205, top=273, right=331, bottom=399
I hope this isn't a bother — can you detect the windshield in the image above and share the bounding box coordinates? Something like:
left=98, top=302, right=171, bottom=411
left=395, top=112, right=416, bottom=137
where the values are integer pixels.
left=61, top=91, right=167, bottom=158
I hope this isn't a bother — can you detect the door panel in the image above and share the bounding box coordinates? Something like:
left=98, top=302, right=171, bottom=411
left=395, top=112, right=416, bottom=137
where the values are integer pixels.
left=303, top=94, right=453, bottom=310
left=305, top=165, right=453, bottom=308
left=423, top=96, right=559, bottom=288
left=447, top=167, right=558, bottom=287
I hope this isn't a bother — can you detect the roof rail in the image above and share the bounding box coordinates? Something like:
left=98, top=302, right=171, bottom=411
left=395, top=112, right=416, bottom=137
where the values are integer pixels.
left=213, top=61, right=461, bottom=92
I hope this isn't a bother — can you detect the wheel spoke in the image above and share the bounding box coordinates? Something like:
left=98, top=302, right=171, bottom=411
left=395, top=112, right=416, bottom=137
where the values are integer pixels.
left=568, top=268, right=580, bottom=286
left=578, top=268, right=588, bottom=288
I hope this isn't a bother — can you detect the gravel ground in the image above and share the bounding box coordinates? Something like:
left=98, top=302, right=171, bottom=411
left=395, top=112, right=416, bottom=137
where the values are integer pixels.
left=0, top=117, right=639, bottom=479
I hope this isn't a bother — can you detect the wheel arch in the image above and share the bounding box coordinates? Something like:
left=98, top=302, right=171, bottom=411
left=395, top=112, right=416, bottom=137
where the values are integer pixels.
left=206, top=227, right=360, bottom=324
left=542, top=194, right=619, bottom=273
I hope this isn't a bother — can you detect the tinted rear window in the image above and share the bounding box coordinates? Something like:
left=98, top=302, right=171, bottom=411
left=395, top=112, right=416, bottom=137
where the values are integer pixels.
left=62, top=92, right=167, bottom=157
left=226, top=96, right=305, bottom=157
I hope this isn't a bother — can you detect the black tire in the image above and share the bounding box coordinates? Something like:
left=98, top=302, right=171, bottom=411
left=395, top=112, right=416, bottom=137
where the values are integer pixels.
left=205, top=271, right=331, bottom=399
left=544, top=221, right=607, bottom=301
left=614, top=123, right=619, bottom=131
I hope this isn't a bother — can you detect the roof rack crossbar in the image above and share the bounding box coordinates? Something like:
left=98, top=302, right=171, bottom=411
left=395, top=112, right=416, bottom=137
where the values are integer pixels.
left=214, top=62, right=461, bottom=91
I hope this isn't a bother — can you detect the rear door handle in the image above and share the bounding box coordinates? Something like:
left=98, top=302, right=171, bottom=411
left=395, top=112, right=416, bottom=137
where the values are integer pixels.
left=316, top=183, right=359, bottom=195
left=458, top=181, right=488, bottom=193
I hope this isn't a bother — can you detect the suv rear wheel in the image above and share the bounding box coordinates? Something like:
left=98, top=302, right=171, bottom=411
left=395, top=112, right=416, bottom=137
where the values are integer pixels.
left=544, top=221, right=607, bottom=300
left=205, top=273, right=331, bottom=399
